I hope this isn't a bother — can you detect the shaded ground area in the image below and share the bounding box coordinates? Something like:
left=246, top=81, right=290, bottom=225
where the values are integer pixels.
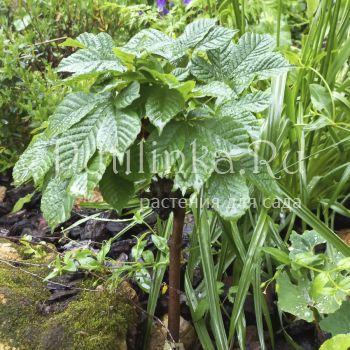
left=0, top=171, right=344, bottom=350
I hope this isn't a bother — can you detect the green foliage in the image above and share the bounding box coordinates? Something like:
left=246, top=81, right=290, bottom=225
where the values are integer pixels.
left=270, top=230, right=350, bottom=321
left=14, top=20, right=290, bottom=228
left=319, top=334, right=350, bottom=350
left=320, top=301, right=350, bottom=336
left=0, top=0, right=164, bottom=171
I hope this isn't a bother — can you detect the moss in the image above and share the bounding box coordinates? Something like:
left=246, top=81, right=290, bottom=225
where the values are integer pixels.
left=0, top=240, right=136, bottom=350
left=0, top=262, right=50, bottom=349
left=38, top=288, right=134, bottom=350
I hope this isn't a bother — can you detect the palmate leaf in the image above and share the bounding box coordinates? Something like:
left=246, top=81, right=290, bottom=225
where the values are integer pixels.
left=68, top=152, right=111, bottom=198
left=96, top=105, right=141, bottom=162
left=47, top=92, right=105, bottom=137
left=289, top=230, right=326, bottom=259
left=123, top=28, right=175, bottom=56
left=191, top=56, right=216, bottom=82
left=191, top=32, right=292, bottom=91
left=204, top=117, right=250, bottom=157
left=145, top=87, right=185, bottom=132
left=174, top=118, right=250, bottom=192
left=13, top=135, right=53, bottom=186
left=117, top=142, right=151, bottom=183
left=55, top=106, right=106, bottom=179
left=178, top=19, right=216, bottom=49
left=320, top=301, right=350, bottom=335
left=124, top=20, right=234, bottom=62
left=217, top=106, right=263, bottom=139
left=196, top=26, right=238, bottom=51
left=194, top=81, right=235, bottom=100
left=207, top=172, right=250, bottom=219
left=146, top=121, right=186, bottom=175
left=57, top=32, right=126, bottom=76
left=76, top=32, right=114, bottom=50
left=235, top=155, right=281, bottom=196
left=99, top=164, right=135, bottom=212
left=217, top=90, right=271, bottom=114
left=229, top=33, right=292, bottom=90
left=174, top=126, right=216, bottom=193
left=207, top=43, right=236, bottom=80
left=55, top=102, right=140, bottom=178
left=114, top=81, right=140, bottom=109
left=41, top=177, right=74, bottom=228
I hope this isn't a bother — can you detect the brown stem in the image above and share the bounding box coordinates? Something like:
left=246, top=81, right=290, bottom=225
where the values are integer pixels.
left=168, top=205, right=185, bottom=343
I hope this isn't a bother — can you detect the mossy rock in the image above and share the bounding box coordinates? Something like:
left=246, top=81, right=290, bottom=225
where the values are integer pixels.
left=0, top=239, right=136, bottom=350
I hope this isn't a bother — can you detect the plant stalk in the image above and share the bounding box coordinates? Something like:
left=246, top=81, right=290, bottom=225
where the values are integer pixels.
left=168, top=204, right=185, bottom=343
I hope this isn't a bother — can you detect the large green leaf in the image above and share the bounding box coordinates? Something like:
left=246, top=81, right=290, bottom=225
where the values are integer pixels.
left=55, top=106, right=106, bottom=178
left=194, top=81, right=235, bottom=101
left=41, top=177, right=74, bottom=228
left=178, top=19, right=216, bottom=49
left=123, top=29, right=175, bottom=57
left=47, top=92, right=104, bottom=136
left=57, top=32, right=125, bottom=76
left=174, top=128, right=216, bottom=193
left=145, top=87, right=185, bottom=132
left=202, top=117, right=250, bottom=157
left=146, top=121, right=186, bottom=175
left=207, top=172, right=250, bottom=219
left=117, top=142, right=151, bottom=183
left=68, top=152, right=111, bottom=198
left=76, top=32, right=114, bottom=50
left=218, top=90, right=271, bottom=114
left=96, top=105, right=141, bottom=162
left=191, top=55, right=216, bottom=82
left=235, top=155, right=280, bottom=196
left=289, top=230, right=326, bottom=259
left=191, top=33, right=291, bottom=92
left=99, top=164, right=135, bottom=211
left=13, top=135, right=53, bottom=186
left=196, top=26, right=237, bottom=51
left=276, top=272, right=314, bottom=322
left=319, top=334, right=350, bottom=350
left=320, top=301, right=350, bottom=336
left=114, top=81, right=140, bottom=109
left=207, top=43, right=236, bottom=80
left=229, top=33, right=290, bottom=76
left=174, top=118, right=250, bottom=192
left=217, top=107, right=261, bottom=139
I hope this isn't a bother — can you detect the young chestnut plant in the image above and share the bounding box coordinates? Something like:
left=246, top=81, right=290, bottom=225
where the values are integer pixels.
left=13, top=19, right=291, bottom=341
